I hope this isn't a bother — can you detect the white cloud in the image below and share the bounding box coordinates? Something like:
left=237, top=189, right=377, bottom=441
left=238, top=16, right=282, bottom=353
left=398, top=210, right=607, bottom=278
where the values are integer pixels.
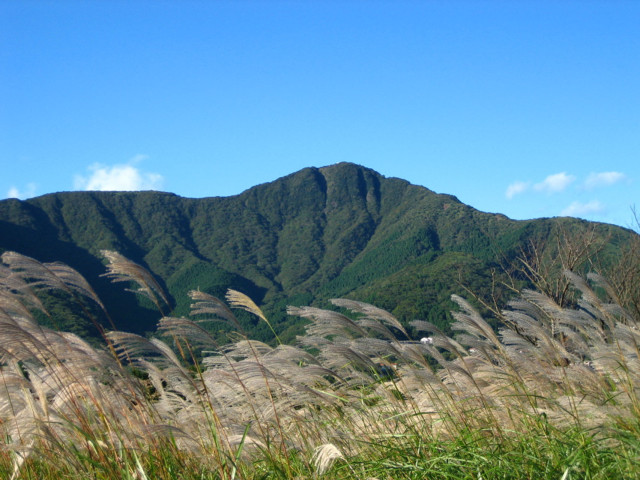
left=505, top=181, right=529, bottom=199
left=584, top=171, right=626, bottom=189
left=561, top=200, right=605, bottom=217
left=74, top=158, right=164, bottom=191
left=534, top=172, right=576, bottom=194
left=6, top=183, right=37, bottom=199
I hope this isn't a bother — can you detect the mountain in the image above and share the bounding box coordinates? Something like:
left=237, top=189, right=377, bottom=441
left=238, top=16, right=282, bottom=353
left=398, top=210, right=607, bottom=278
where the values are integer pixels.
left=0, top=162, right=635, bottom=343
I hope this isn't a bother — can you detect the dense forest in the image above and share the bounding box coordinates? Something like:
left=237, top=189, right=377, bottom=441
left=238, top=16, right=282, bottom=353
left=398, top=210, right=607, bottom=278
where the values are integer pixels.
left=0, top=162, right=636, bottom=343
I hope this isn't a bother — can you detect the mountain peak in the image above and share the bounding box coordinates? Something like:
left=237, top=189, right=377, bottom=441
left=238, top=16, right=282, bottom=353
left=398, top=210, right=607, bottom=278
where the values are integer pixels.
left=0, top=164, right=634, bottom=344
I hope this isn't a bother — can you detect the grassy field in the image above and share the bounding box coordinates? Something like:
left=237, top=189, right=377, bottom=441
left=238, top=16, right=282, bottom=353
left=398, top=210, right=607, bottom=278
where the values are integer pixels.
left=1, top=250, right=639, bottom=479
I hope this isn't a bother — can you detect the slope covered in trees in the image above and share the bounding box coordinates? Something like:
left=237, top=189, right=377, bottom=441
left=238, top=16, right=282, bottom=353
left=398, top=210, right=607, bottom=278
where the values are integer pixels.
left=0, top=162, right=635, bottom=342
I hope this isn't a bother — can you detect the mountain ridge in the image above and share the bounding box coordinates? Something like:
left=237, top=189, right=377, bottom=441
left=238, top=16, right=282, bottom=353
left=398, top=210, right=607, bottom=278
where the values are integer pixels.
left=0, top=162, right=634, bottom=342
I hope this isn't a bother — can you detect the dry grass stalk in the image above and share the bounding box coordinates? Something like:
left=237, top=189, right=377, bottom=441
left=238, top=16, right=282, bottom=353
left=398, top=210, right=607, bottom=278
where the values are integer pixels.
left=100, top=250, right=169, bottom=312
left=1, top=250, right=639, bottom=478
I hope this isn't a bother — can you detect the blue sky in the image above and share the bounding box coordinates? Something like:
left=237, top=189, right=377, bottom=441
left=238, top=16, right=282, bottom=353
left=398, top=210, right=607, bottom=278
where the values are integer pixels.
left=1, top=1, right=638, bottom=228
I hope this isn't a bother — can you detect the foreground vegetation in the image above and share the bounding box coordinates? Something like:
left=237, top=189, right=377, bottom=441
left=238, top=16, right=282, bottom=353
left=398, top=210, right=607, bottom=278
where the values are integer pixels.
left=1, top=249, right=639, bottom=479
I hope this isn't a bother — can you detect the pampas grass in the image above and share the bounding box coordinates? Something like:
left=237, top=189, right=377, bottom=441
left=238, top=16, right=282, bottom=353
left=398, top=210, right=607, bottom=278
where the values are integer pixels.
left=1, top=250, right=639, bottom=479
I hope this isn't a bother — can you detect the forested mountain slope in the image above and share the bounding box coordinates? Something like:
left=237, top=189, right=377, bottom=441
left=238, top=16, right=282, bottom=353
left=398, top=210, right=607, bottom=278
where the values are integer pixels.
left=0, top=163, right=634, bottom=342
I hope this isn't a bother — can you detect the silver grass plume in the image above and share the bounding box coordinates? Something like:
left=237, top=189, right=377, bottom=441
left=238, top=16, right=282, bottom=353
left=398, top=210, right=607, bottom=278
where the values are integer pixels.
left=225, top=289, right=280, bottom=343
left=580, top=272, right=635, bottom=325
left=312, top=443, right=344, bottom=476
left=2, top=251, right=106, bottom=313
left=100, top=250, right=169, bottom=312
left=0, top=263, right=46, bottom=319
left=586, top=271, right=636, bottom=323
left=225, top=289, right=267, bottom=323
left=189, top=289, right=243, bottom=331
left=287, top=305, right=367, bottom=339
left=330, top=298, right=409, bottom=338
left=157, top=316, right=219, bottom=349
left=356, top=318, right=400, bottom=342
left=106, top=330, right=194, bottom=389
left=451, top=294, right=502, bottom=349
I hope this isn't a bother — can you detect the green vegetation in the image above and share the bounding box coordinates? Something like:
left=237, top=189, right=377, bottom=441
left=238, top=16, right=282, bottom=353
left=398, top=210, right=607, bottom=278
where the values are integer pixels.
left=0, top=163, right=635, bottom=344
left=1, top=249, right=640, bottom=479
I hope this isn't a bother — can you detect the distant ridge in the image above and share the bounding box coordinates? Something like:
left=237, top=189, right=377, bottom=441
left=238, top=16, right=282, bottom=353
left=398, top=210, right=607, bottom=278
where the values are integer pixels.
left=0, top=162, right=634, bottom=342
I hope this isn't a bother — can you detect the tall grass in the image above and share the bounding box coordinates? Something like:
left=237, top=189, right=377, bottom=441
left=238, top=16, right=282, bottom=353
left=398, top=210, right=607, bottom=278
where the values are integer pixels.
left=1, top=250, right=639, bottom=479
